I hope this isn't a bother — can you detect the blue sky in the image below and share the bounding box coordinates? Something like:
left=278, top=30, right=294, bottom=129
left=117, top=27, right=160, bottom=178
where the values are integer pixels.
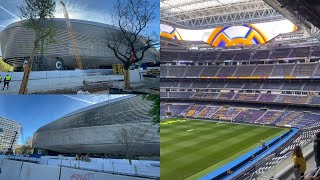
left=0, top=0, right=160, bottom=55
left=0, top=95, right=125, bottom=145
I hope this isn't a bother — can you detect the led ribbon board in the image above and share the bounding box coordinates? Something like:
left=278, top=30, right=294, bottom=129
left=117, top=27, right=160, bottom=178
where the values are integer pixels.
left=160, top=20, right=297, bottom=47
left=160, top=24, right=182, bottom=40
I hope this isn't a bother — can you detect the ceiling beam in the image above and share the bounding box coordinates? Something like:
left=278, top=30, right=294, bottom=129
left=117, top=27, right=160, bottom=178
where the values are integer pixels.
left=161, top=0, right=285, bottom=29
left=262, top=0, right=312, bottom=34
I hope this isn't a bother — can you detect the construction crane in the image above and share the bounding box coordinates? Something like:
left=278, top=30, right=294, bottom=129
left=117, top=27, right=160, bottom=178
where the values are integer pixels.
left=5, top=131, right=18, bottom=155
left=60, top=1, right=83, bottom=70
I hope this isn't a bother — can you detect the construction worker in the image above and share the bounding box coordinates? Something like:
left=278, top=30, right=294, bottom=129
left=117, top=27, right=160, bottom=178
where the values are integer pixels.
left=3, top=74, right=11, bottom=90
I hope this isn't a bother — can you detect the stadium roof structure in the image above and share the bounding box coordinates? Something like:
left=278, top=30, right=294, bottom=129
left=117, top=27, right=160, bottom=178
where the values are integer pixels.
left=33, top=95, right=159, bottom=155
left=36, top=95, right=148, bottom=132
left=263, top=0, right=320, bottom=36
left=1, top=18, right=158, bottom=70
left=161, top=0, right=284, bottom=29
left=161, top=0, right=320, bottom=49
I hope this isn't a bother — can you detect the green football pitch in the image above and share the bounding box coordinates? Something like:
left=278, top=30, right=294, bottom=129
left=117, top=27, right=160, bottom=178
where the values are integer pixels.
left=160, top=118, right=287, bottom=180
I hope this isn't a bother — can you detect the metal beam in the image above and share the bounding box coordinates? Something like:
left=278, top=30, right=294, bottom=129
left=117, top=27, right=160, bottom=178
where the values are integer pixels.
left=161, top=0, right=284, bottom=29
left=160, top=38, right=188, bottom=48
left=161, top=0, right=215, bottom=11
left=162, top=0, right=269, bottom=18
left=262, top=0, right=311, bottom=34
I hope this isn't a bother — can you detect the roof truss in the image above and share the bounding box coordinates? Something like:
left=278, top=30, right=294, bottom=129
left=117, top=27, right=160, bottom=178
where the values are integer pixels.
left=161, top=0, right=284, bottom=29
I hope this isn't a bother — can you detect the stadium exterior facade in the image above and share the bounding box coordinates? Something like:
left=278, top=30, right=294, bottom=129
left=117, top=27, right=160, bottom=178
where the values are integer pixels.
left=0, top=117, right=21, bottom=151
left=32, top=95, right=159, bottom=155
left=0, top=18, right=157, bottom=71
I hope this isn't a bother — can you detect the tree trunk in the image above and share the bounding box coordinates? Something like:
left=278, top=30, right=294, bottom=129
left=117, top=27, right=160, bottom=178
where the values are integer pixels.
left=125, top=152, right=132, bottom=165
left=19, top=42, right=38, bottom=94
left=123, top=67, right=131, bottom=90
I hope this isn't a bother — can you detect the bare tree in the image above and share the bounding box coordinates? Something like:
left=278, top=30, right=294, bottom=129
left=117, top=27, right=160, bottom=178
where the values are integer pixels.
left=25, top=136, right=33, bottom=146
left=18, top=0, right=56, bottom=94
left=113, top=124, right=151, bottom=164
left=106, top=0, right=159, bottom=89
left=150, top=49, right=160, bottom=63
left=14, top=136, right=33, bottom=155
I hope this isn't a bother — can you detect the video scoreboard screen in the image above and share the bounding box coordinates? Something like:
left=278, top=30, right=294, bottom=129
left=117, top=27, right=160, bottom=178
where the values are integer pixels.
left=160, top=20, right=297, bottom=47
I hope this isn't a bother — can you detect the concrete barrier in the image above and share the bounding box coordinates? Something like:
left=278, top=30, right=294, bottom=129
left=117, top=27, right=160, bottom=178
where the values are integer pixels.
left=42, top=157, right=160, bottom=176
left=0, top=159, right=23, bottom=180
left=0, top=157, right=159, bottom=179
left=130, top=69, right=142, bottom=82
left=136, top=166, right=160, bottom=177
left=0, top=72, right=23, bottom=81
left=46, top=71, right=62, bottom=78
left=113, top=164, right=136, bottom=175
left=79, top=161, right=103, bottom=171
left=39, top=158, right=48, bottom=165
left=110, top=159, right=130, bottom=165
left=0, top=69, right=113, bottom=81
left=60, top=167, right=147, bottom=180
left=0, top=155, right=6, bottom=159
left=62, top=160, right=78, bottom=168
left=61, top=70, right=82, bottom=77
left=9, top=156, right=39, bottom=163
left=29, top=71, right=46, bottom=79
left=48, top=159, right=63, bottom=166
left=19, top=162, right=60, bottom=180
left=102, top=162, right=114, bottom=172
left=0, top=159, right=4, bottom=168
left=131, top=160, right=158, bottom=166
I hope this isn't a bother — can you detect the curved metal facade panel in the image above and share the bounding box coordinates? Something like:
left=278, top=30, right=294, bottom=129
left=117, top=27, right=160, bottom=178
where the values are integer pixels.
left=1, top=19, right=156, bottom=70
left=36, top=95, right=153, bottom=132
left=33, top=123, right=159, bottom=155
left=32, top=96, right=159, bottom=155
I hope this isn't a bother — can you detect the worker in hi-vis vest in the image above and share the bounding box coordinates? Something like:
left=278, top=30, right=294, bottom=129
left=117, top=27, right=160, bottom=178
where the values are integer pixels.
left=3, top=74, right=11, bottom=90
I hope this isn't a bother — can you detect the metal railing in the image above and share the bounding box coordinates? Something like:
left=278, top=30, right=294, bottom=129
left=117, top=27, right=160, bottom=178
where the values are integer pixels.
left=237, top=125, right=320, bottom=180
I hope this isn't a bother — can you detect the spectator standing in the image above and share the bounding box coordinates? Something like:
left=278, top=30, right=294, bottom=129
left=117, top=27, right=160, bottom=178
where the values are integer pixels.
left=293, top=145, right=306, bottom=179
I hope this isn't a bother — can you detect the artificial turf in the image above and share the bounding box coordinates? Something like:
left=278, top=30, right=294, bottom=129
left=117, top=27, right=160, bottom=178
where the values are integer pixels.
left=160, top=118, right=287, bottom=180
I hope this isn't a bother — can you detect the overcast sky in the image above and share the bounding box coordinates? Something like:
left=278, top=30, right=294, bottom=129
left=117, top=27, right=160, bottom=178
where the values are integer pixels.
left=0, top=95, right=126, bottom=145
left=0, top=0, right=160, bottom=56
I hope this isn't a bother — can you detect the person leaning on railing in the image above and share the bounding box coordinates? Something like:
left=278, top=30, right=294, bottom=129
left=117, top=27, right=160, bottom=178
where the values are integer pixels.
left=293, top=145, right=306, bottom=179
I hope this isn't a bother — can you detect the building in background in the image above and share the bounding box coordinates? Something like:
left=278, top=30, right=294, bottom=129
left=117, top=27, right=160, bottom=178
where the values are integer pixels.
left=0, top=117, right=22, bottom=151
